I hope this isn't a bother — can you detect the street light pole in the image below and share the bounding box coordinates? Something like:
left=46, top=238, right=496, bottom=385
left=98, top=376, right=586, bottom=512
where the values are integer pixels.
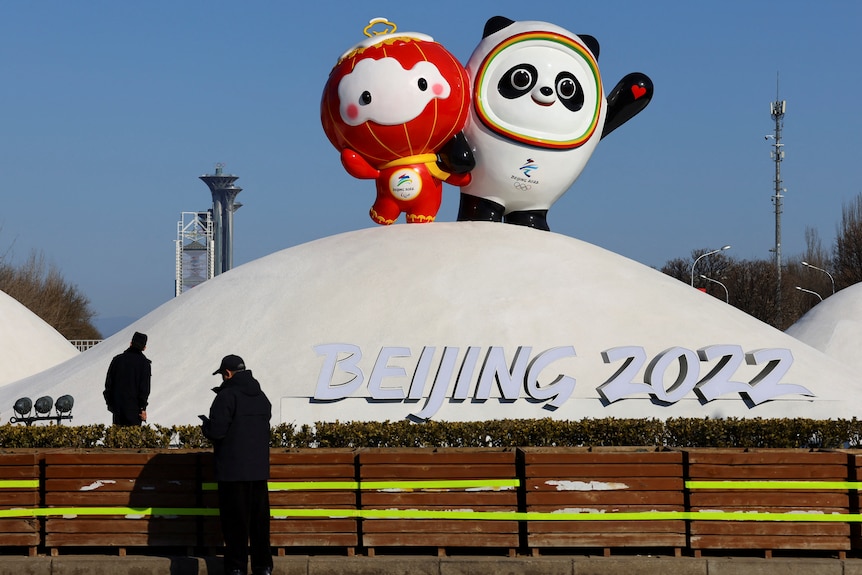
left=700, top=275, right=729, bottom=303
left=795, top=286, right=823, bottom=302
left=691, top=245, right=731, bottom=287
left=801, top=261, right=835, bottom=295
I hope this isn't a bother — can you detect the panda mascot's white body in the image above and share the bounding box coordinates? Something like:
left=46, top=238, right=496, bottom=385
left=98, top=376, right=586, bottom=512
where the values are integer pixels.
left=457, top=16, right=652, bottom=231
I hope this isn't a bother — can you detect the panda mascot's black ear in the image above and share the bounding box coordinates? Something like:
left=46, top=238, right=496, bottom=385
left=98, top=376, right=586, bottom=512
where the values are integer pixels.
left=602, top=72, right=654, bottom=139
left=483, top=16, right=515, bottom=38
left=579, top=35, right=600, bottom=60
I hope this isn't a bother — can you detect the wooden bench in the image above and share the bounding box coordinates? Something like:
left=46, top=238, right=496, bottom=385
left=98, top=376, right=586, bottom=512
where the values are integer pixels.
left=523, top=447, right=685, bottom=556
left=848, top=451, right=862, bottom=552
left=0, top=452, right=40, bottom=556
left=686, top=448, right=851, bottom=558
left=2, top=446, right=860, bottom=558
left=358, top=448, right=519, bottom=556
left=268, top=449, right=358, bottom=554
left=43, top=450, right=203, bottom=555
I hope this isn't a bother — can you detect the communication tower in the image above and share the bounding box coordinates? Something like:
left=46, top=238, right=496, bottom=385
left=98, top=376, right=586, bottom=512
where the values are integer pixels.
left=175, top=211, right=214, bottom=296
left=199, top=163, right=243, bottom=275
left=767, top=81, right=786, bottom=317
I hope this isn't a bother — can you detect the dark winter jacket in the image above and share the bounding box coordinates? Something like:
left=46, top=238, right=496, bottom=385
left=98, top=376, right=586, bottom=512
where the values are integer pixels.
left=201, top=369, right=272, bottom=482
left=103, top=347, right=151, bottom=426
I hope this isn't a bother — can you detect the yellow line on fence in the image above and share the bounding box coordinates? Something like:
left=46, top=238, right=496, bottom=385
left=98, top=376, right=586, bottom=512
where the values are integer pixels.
left=6, top=478, right=862, bottom=521
left=2, top=507, right=861, bottom=523
left=268, top=481, right=358, bottom=491
left=0, top=507, right=219, bottom=518
left=686, top=480, right=862, bottom=490
left=358, top=479, right=520, bottom=491
left=0, top=480, right=39, bottom=489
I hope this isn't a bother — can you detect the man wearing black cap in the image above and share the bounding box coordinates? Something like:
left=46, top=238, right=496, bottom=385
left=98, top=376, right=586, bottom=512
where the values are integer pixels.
left=200, top=354, right=273, bottom=575
left=103, top=331, right=151, bottom=426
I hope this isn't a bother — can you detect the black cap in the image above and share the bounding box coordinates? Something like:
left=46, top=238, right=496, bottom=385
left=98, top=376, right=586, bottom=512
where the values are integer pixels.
left=213, top=354, right=245, bottom=375
left=131, top=332, right=147, bottom=350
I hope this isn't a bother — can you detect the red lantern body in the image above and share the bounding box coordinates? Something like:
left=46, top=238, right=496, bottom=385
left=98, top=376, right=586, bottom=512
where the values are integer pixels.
left=321, top=30, right=471, bottom=224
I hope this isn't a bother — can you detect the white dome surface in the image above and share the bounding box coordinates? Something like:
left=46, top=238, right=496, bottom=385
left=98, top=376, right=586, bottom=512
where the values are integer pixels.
left=786, top=282, right=862, bottom=374
left=2, top=223, right=859, bottom=426
left=0, top=289, right=78, bottom=388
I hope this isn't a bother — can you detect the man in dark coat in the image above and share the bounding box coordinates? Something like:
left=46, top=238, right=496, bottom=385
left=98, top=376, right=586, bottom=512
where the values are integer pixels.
left=200, top=354, right=273, bottom=575
left=103, top=331, right=151, bottom=426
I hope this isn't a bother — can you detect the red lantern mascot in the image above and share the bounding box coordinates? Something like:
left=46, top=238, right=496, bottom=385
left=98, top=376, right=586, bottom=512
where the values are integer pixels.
left=321, top=18, right=474, bottom=224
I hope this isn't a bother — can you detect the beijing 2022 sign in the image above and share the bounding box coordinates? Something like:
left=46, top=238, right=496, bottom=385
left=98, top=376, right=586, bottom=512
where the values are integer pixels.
left=313, top=343, right=814, bottom=420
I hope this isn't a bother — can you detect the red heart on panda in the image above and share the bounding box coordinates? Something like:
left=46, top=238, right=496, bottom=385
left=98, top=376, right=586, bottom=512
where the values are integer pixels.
left=631, top=85, right=647, bottom=100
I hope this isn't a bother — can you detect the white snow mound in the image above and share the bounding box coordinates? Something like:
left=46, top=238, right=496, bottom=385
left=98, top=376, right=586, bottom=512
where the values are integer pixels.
left=1, top=223, right=859, bottom=426
left=0, top=289, right=78, bottom=388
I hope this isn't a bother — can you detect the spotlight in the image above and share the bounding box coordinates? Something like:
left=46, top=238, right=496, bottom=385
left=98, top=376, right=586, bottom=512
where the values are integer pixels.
left=34, top=396, right=53, bottom=415
left=13, top=397, right=32, bottom=417
left=55, top=395, right=74, bottom=415
left=10, top=393, right=73, bottom=426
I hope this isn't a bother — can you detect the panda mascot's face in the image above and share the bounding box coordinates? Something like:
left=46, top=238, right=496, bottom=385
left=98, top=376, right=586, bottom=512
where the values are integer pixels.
left=469, top=21, right=604, bottom=150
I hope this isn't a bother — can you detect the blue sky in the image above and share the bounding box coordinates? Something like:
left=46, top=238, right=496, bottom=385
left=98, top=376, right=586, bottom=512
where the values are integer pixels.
left=1, top=1, right=860, bottom=335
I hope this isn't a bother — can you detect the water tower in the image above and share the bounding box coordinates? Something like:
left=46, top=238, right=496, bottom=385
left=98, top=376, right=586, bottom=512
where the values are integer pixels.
left=199, top=163, right=243, bottom=275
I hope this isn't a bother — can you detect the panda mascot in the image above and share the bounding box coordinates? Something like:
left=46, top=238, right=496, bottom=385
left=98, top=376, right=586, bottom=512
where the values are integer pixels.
left=321, top=18, right=474, bottom=225
left=457, top=16, right=653, bottom=231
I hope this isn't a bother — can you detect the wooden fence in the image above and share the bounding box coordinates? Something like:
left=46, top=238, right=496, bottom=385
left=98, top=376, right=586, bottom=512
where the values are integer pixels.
left=2, top=447, right=862, bottom=558
left=523, top=447, right=686, bottom=554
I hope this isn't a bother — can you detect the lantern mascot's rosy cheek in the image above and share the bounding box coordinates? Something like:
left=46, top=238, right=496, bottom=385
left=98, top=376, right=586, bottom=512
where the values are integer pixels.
left=321, top=18, right=474, bottom=225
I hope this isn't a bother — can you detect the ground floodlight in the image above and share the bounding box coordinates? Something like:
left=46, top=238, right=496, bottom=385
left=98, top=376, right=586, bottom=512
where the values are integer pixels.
left=13, top=397, right=32, bottom=416
left=56, top=395, right=74, bottom=414
left=34, top=396, right=53, bottom=415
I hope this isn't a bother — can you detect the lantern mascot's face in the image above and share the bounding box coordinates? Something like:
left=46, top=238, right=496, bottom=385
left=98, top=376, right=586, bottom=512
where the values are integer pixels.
left=456, top=16, right=654, bottom=231
left=321, top=19, right=475, bottom=225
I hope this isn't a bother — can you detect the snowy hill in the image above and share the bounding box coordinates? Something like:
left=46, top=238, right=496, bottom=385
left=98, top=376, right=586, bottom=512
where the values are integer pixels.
left=2, top=223, right=858, bottom=426
left=0, top=289, right=78, bottom=388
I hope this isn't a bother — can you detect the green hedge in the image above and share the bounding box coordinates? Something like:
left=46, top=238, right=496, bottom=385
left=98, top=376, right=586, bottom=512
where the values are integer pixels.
left=1, top=418, right=861, bottom=449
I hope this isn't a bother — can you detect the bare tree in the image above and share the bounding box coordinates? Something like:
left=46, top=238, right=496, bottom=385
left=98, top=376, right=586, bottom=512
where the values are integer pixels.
left=662, top=252, right=808, bottom=330
left=660, top=248, right=732, bottom=290
left=804, top=226, right=830, bottom=267
left=833, top=193, right=862, bottom=289
left=0, top=250, right=101, bottom=339
left=721, top=259, right=780, bottom=326
left=660, top=257, right=689, bottom=283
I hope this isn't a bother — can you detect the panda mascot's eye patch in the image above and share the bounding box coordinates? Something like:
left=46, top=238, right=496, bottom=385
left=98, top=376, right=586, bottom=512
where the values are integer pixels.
left=498, top=64, right=538, bottom=99
left=556, top=72, right=584, bottom=112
